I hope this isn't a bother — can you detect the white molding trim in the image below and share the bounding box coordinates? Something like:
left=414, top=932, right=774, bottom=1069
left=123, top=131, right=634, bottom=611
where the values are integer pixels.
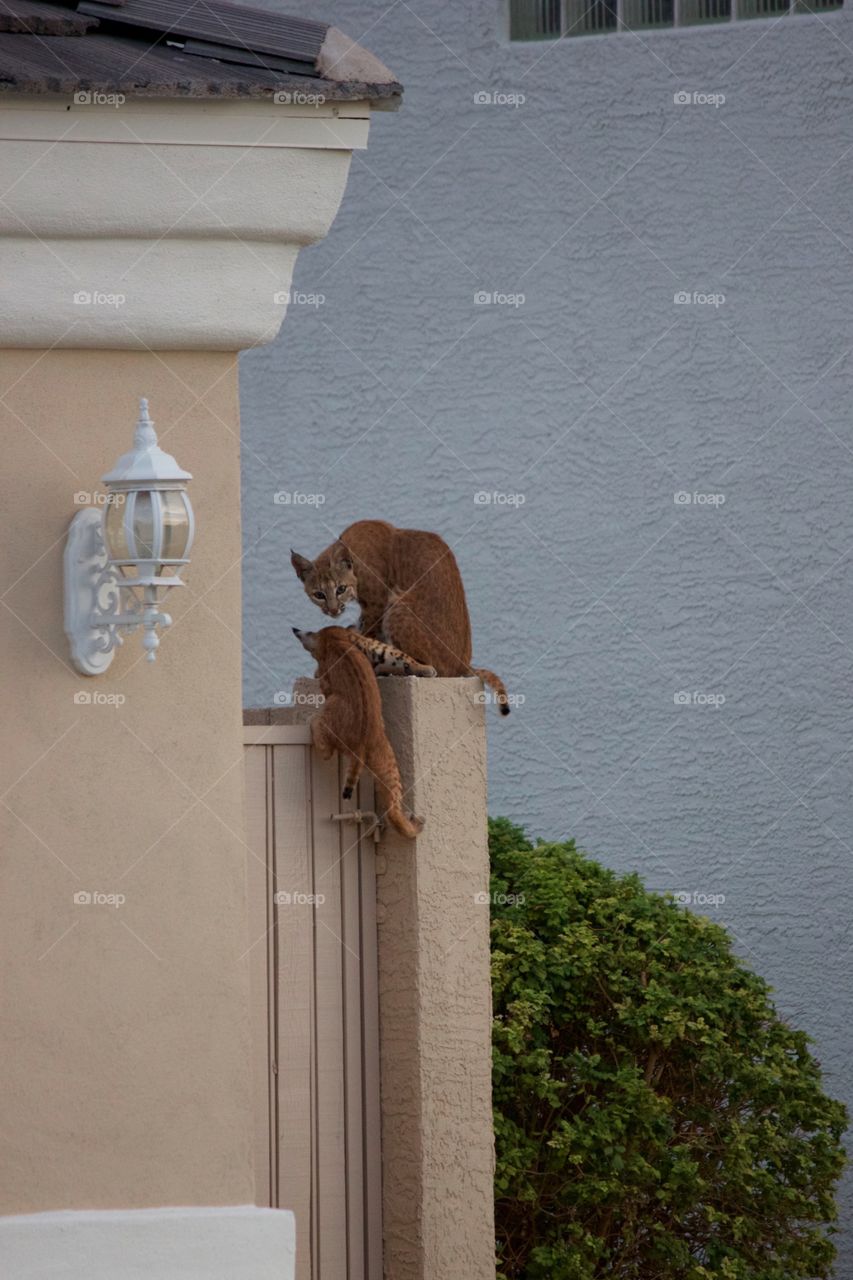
left=0, top=1205, right=296, bottom=1279
left=0, top=96, right=370, bottom=146
left=0, top=95, right=370, bottom=350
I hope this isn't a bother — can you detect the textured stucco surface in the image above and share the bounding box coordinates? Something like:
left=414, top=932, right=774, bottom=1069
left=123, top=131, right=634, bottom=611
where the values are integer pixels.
left=240, top=1, right=853, bottom=1264
left=375, top=676, right=495, bottom=1280
left=1, top=352, right=256, bottom=1213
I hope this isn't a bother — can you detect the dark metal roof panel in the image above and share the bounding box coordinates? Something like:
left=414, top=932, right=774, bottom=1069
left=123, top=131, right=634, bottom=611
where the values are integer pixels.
left=76, top=0, right=326, bottom=62
left=0, top=0, right=99, bottom=34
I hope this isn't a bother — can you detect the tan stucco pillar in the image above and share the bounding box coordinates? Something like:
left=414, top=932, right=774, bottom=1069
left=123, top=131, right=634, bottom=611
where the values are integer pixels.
left=0, top=350, right=256, bottom=1209
left=376, top=677, right=496, bottom=1280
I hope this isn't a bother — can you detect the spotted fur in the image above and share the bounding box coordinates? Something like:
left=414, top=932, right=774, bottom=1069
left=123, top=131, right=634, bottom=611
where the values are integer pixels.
left=346, top=628, right=437, bottom=678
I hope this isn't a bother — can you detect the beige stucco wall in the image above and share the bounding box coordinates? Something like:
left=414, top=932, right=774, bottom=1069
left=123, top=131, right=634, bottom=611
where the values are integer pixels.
left=0, top=351, right=255, bottom=1211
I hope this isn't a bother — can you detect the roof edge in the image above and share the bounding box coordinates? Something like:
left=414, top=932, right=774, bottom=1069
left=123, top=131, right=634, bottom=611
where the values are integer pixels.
left=318, top=25, right=401, bottom=94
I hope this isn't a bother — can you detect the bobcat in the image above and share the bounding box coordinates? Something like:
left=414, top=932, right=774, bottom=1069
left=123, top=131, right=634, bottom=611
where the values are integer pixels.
left=347, top=629, right=437, bottom=678
left=292, top=625, right=425, bottom=840
left=291, top=519, right=510, bottom=714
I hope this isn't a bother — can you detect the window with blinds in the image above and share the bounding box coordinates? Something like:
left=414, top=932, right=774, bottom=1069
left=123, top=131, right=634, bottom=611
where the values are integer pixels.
left=509, top=0, right=840, bottom=36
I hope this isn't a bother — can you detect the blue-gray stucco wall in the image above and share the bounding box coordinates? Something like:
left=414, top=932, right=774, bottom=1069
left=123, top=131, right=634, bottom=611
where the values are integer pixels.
left=241, top=1, right=853, bottom=1263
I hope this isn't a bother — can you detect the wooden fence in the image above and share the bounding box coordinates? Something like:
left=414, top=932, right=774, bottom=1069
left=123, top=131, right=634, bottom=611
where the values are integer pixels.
left=243, top=717, right=383, bottom=1280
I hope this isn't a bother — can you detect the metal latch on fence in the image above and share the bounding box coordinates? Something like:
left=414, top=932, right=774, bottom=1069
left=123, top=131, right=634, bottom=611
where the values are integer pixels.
left=330, top=809, right=382, bottom=843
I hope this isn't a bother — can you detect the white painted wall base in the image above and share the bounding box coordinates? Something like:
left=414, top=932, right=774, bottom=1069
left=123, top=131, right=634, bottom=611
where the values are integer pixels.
left=0, top=1205, right=295, bottom=1279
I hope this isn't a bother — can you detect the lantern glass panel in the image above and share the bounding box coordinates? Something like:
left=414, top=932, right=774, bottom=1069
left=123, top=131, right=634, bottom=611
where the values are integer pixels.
left=104, top=494, right=131, bottom=562
left=160, top=490, right=191, bottom=562
left=132, top=492, right=157, bottom=560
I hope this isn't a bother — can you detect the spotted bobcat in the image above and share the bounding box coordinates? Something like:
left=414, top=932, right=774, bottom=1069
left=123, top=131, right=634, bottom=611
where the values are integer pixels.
left=346, top=628, right=437, bottom=678
left=291, top=519, right=510, bottom=713
left=292, top=625, right=425, bottom=839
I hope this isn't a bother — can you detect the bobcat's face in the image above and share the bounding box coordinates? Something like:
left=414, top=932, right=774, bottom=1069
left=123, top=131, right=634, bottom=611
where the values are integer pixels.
left=291, top=549, right=357, bottom=618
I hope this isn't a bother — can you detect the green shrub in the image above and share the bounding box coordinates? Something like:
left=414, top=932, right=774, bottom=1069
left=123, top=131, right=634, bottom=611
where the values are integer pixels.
left=489, top=818, right=847, bottom=1280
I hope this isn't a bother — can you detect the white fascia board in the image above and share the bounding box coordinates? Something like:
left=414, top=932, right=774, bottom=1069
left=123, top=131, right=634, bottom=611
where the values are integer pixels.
left=0, top=95, right=369, bottom=349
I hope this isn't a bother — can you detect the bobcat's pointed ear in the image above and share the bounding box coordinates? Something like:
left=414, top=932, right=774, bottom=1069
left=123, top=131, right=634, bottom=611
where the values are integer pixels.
left=291, top=550, right=313, bottom=582
left=333, top=541, right=353, bottom=572
left=292, top=626, right=317, bottom=654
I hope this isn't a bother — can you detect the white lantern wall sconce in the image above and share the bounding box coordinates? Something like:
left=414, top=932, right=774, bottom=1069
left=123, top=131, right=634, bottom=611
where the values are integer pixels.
left=64, top=398, right=194, bottom=675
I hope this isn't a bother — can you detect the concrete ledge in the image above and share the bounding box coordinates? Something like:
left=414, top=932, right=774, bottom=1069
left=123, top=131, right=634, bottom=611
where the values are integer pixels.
left=0, top=1206, right=296, bottom=1279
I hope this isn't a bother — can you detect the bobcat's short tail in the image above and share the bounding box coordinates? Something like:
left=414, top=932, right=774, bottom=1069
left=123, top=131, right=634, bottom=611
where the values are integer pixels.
left=386, top=804, right=425, bottom=840
left=471, top=665, right=511, bottom=715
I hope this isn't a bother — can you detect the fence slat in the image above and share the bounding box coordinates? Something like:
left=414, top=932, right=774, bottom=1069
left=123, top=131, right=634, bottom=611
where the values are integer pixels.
left=273, top=744, right=315, bottom=1280
left=341, top=779, right=368, bottom=1280
left=311, top=751, right=348, bottom=1280
left=245, top=744, right=275, bottom=1209
left=356, top=774, right=383, bottom=1280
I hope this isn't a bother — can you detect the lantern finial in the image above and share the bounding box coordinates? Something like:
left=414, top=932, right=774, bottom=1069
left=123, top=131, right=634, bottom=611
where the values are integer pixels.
left=134, top=396, right=157, bottom=451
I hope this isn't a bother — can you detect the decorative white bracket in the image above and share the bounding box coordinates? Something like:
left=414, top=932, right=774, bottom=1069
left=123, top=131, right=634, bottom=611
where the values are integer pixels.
left=64, top=508, right=172, bottom=676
